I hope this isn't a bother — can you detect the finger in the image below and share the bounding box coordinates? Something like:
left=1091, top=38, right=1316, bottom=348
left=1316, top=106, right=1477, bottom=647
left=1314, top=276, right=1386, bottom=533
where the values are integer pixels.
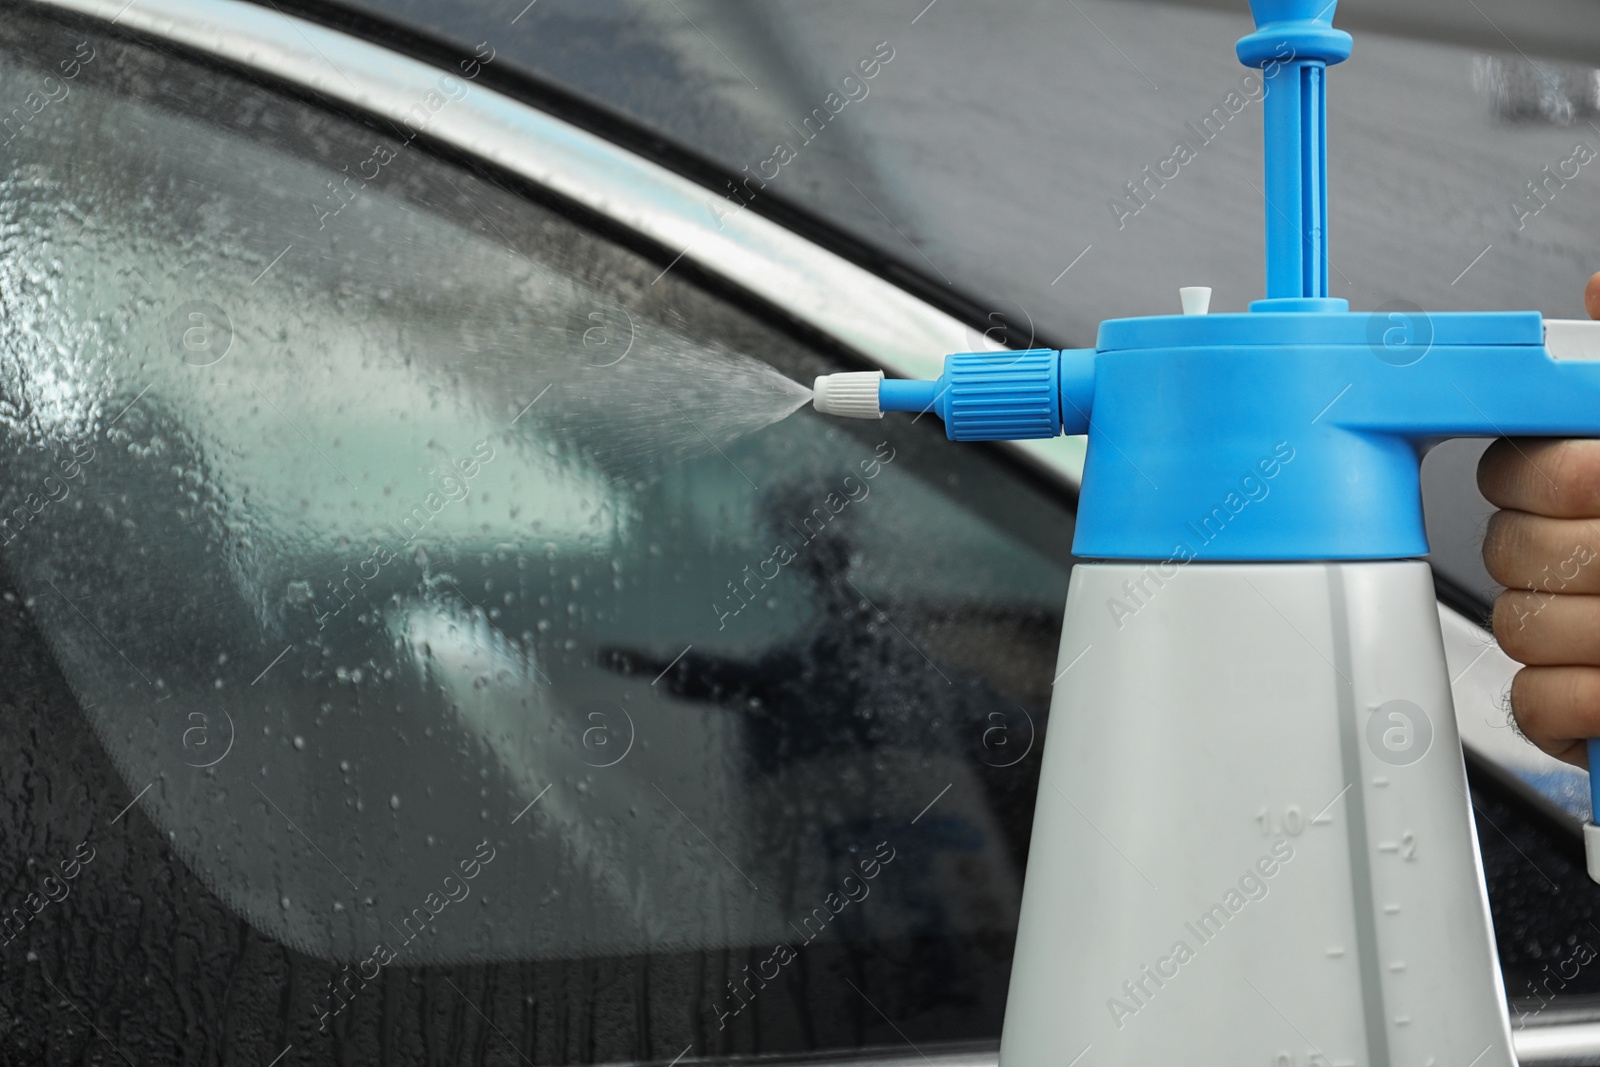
left=1482, top=510, right=1600, bottom=591
left=1478, top=437, right=1600, bottom=517
left=1508, top=665, right=1600, bottom=768
left=1586, top=270, right=1600, bottom=320
left=1494, top=590, right=1600, bottom=665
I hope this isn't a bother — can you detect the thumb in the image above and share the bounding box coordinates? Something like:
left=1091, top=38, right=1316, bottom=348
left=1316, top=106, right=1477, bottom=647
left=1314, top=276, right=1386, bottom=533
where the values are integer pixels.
left=1587, top=271, right=1600, bottom=320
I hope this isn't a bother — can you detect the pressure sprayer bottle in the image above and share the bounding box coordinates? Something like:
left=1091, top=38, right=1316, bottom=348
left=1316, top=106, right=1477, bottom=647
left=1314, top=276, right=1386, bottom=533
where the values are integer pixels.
left=812, top=2, right=1600, bottom=1064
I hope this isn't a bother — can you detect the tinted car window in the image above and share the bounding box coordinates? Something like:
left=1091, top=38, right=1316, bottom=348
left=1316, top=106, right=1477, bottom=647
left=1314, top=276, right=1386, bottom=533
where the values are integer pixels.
left=0, top=10, right=1074, bottom=1062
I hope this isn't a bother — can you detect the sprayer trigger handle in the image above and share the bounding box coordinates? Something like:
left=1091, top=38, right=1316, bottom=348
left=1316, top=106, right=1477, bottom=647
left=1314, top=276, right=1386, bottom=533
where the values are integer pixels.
left=1587, top=740, right=1600, bottom=886
left=1545, top=320, right=1600, bottom=362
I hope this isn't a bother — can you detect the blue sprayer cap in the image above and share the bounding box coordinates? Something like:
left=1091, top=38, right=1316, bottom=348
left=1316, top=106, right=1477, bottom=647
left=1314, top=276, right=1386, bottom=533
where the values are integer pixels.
left=812, top=0, right=1600, bottom=564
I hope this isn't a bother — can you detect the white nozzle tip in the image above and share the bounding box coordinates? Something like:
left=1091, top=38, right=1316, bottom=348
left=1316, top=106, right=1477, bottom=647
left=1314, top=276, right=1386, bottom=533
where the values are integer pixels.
left=1586, top=823, right=1600, bottom=884
left=812, top=371, right=884, bottom=419
left=1180, top=286, right=1213, bottom=315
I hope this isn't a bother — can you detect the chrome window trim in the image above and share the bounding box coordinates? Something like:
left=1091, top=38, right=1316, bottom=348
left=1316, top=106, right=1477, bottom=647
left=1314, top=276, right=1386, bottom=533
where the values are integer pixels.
left=1516, top=1020, right=1600, bottom=1067
left=731, top=1027, right=1600, bottom=1067
left=625, top=1030, right=1596, bottom=1067
left=15, top=1, right=1592, bottom=1062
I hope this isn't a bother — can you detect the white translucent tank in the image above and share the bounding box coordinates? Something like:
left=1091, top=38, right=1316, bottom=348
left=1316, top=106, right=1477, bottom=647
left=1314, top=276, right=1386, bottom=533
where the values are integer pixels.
left=1001, top=561, right=1515, bottom=1067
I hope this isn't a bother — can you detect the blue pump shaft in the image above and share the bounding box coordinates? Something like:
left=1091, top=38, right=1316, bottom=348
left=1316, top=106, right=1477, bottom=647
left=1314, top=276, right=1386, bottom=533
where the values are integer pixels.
left=1262, top=59, right=1328, bottom=299
left=1236, top=1, right=1352, bottom=307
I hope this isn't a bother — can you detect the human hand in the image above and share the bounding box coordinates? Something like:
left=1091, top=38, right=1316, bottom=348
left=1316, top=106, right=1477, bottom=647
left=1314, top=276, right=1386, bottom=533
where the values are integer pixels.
left=1477, top=272, right=1600, bottom=767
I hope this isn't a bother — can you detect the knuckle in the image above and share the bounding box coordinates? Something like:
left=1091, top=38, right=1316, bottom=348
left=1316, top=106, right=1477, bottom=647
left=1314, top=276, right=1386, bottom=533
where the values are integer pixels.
left=1538, top=440, right=1600, bottom=516
left=1491, top=593, right=1535, bottom=659
left=1482, top=511, right=1532, bottom=584
left=1477, top=439, right=1513, bottom=499
left=1507, top=667, right=1552, bottom=740
left=1510, top=665, right=1600, bottom=751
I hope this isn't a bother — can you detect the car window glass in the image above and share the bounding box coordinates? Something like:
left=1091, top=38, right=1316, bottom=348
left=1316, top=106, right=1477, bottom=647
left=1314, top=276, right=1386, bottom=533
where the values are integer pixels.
left=0, top=10, right=1074, bottom=1058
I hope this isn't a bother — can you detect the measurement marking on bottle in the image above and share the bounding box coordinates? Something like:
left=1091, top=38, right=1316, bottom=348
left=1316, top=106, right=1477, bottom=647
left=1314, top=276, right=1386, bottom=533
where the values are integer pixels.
left=1256, top=805, right=1306, bottom=836
left=1326, top=946, right=1345, bottom=957
left=1395, top=1017, right=1411, bottom=1026
left=1373, top=776, right=1390, bottom=787
left=1388, top=961, right=1406, bottom=972
left=1378, top=841, right=1399, bottom=852
left=1384, top=903, right=1401, bottom=914
left=1310, top=782, right=1351, bottom=826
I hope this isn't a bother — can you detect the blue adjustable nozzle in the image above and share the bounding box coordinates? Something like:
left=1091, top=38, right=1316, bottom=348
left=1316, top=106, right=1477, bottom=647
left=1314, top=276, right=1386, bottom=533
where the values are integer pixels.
left=813, top=350, right=1095, bottom=441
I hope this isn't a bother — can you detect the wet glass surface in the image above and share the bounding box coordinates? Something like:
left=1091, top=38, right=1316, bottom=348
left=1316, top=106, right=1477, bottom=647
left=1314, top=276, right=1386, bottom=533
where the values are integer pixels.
left=0, top=10, right=1074, bottom=1061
